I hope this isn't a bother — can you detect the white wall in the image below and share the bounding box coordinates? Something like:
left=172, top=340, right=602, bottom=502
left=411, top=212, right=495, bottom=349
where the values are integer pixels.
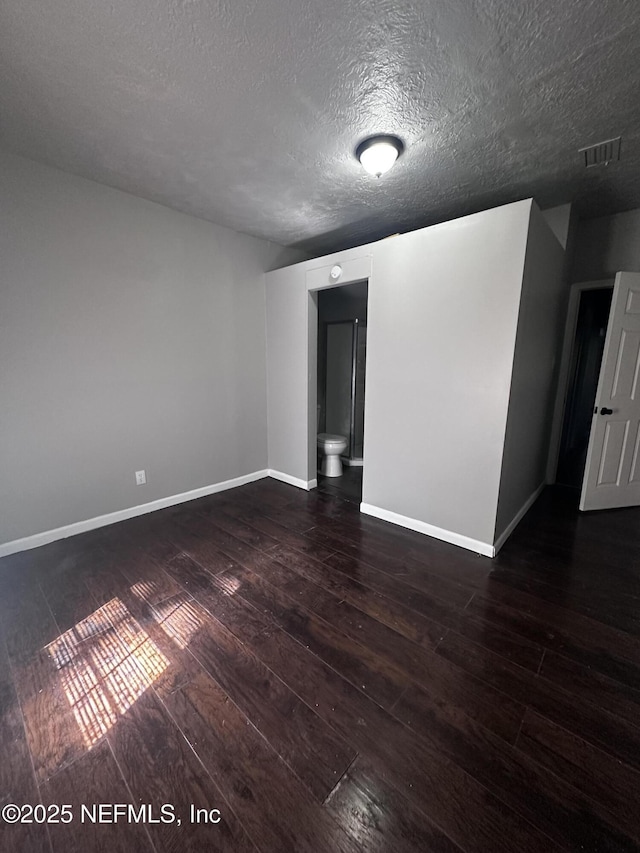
left=494, top=204, right=566, bottom=544
left=0, top=151, right=299, bottom=548
left=572, top=209, right=640, bottom=281
left=266, top=201, right=535, bottom=552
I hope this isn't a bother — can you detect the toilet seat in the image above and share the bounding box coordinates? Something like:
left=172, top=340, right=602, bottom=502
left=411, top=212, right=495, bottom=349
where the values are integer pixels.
left=317, top=433, right=345, bottom=445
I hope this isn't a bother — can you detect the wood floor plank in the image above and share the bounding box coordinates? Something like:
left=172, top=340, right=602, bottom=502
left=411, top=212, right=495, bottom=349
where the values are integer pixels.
left=40, top=571, right=109, bottom=639
left=0, top=635, right=50, bottom=853
left=301, top=505, right=489, bottom=593
left=171, top=533, right=522, bottom=751
left=212, top=562, right=410, bottom=710
left=318, top=501, right=491, bottom=589
left=260, top=505, right=319, bottom=533
left=11, top=638, right=88, bottom=784
left=495, top=502, right=640, bottom=580
left=392, top=682, right=637, bottom=851
left=162, top=670, right=361, bottom=853
left=494, top=544, right=640, bottom=601
left=173, top=520, right=276, bottom=575
left=487, top=563, right=640, bottom=635
left=517, top=708, right=640, bottom=846
left=199, top=509, right=281, bottom=553
left=325, top=757, right=464, bottom=853
left=321, top=546, right=471, bottom=616
left=1, top=584, right=62, bottom=668
left=80, top=563, right=137, bottom=616
left=160, top=591, right=358, bottom=801
left=266, top=543, right=448, bottom=650
left=254, top=557, right=524, bottom=741
left=241, top=477, right=300, bottom=508
left=109, top=689, right=258, bottom=853
left=0, top=673, right=35, bottom=809
left=185, top=571, right=278, bottom=647
left=469, top=582, right=640, bottom=688
left=238, top=619, right=563, bottom=853
left=323, top=551, right=545, bottom=672
left=264, top=554, right=443, bottom=654
left=228, top=511, right=336, bottom=562
left=40, top=740, right=155, bottom=853
left=109, top=549, right=184, bottom=607
left=538, top=648, right=640, bottom=725
left=282, top=488, right=359, bottom=520
left=437, top=630, right=640, bottom=771
left=164, top=552, right=234, bottom=594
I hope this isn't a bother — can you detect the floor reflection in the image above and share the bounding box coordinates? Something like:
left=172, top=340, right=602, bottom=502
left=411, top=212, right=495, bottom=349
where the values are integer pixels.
left=47, top=598, right=169, bottom=747
left=216, top=574, right=242, bottom=596
left=130, top=580, right=159, bottom=602
left=152, top=594, right=204, bottom=649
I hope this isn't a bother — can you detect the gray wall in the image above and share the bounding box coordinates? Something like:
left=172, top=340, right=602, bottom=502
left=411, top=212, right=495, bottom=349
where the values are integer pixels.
left=265, top=263, right=314, bottom=484
left=494, top=203, right=566, bottom=541
left=572, top=209, right=640, bottom=281
left=266, top=201, right=535, bottom=550
left=363, top=202, right=531, bottom=548
left=0, top=151, right=296, bottom=546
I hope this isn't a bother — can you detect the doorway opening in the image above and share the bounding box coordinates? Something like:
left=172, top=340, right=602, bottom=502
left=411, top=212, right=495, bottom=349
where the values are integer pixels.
left=316, top=280, right=368, bottom=503
left=556, top=286, right=613, bottom=488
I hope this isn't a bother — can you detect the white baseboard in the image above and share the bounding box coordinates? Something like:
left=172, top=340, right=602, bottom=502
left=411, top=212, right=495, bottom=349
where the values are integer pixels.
left=0, top=469, right=270, bottom=559
left=360, top=502, right=494, bottom=558
left=267, top=470, right=317, bottom=491
left=493, top=481, right=545, bottom=555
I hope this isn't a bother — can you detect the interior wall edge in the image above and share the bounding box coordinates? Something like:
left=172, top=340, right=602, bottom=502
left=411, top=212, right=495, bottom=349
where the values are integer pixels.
left=494, top=201, right=566, bottom=539
left=492, top=480, right=546, bottom=556
left=0, top=469, right=270, bottom=559
left=486, top=200, right=535, bottom=536
left=359, top=502, right=495, bottom=559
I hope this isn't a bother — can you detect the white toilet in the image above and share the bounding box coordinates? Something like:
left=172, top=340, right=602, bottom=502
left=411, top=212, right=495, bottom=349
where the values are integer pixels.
left=317, top=433, right=348, bottom=477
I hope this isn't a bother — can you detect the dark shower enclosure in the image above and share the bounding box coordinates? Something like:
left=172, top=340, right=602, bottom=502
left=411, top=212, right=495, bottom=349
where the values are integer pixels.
left=319, top=319, right=367, bottom=462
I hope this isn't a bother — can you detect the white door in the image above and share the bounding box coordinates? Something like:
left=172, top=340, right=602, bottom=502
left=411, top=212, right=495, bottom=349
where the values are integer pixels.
left=580, top=272, right=640, bottom=511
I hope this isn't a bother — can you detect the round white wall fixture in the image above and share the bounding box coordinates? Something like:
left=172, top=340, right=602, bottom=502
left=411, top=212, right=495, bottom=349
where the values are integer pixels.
left=330, top=264, right=342, bottom=281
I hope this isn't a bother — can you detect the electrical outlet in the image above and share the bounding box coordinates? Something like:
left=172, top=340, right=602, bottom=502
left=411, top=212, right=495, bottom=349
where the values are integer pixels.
left=135, top=470, right=146, bottom=486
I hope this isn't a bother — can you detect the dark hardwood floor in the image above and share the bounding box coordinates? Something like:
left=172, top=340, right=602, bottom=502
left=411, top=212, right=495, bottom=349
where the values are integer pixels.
left=1, top=480, right=639, bottom=852
left=316, top=466, right=363, bottom=504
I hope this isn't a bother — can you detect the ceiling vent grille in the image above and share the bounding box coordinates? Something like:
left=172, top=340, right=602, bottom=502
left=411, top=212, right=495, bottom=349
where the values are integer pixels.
left=579, top=137, right=621, bottom=167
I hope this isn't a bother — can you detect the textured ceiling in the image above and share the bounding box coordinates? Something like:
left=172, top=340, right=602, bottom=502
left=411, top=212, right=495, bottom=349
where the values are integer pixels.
left=1, top=0, right=639, bottom=254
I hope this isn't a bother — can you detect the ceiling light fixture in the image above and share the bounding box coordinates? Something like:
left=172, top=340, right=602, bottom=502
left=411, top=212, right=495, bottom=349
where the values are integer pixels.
left=356, top=135, right=404, bottom=178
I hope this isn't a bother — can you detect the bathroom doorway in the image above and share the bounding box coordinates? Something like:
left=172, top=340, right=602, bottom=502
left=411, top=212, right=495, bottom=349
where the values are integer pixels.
left=556, top=285, right=613, bottom=488
left=316, top=281, right=368, bottom=503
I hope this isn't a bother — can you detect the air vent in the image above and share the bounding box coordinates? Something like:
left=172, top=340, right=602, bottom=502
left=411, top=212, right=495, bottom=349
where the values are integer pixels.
left=579, top=137, right=621, bottom=167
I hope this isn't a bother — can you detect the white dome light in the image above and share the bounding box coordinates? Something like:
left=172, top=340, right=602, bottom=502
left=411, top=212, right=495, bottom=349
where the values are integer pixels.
left=356, top=135, right=404, bottom=178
